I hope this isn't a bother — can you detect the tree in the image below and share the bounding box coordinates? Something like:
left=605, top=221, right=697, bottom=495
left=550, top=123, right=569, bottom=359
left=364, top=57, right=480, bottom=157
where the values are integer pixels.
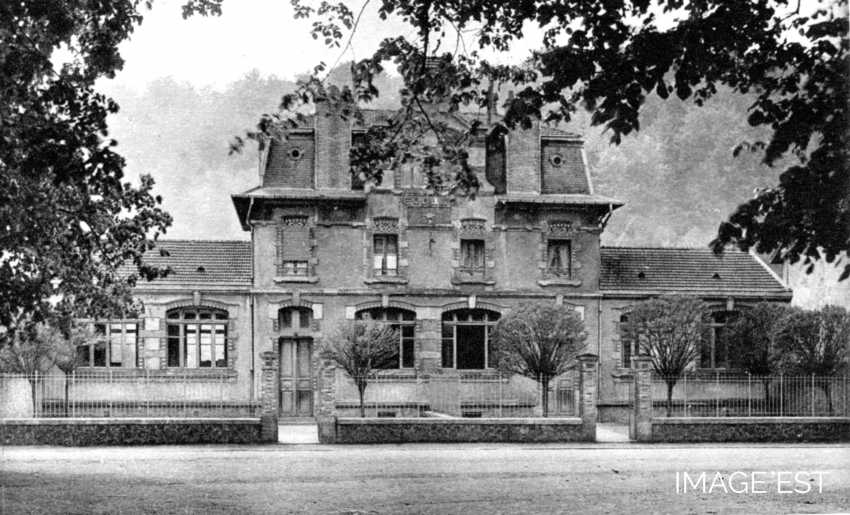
left=727, top=302, right=790, bottom=411
left=1, top=1, right=172, bottom=343
left=773, top=305, right=850, bottom=415
left=0, top=320, right=71, bottom=414
left=622, top=296, right=707, bottom=416
left=490, top=303, right=586, bottom=417
left=187, top=0, right=848, bottom=278
left=319, top=320, right=399, bottom=417
left=54, top=322, right=95, bottom=416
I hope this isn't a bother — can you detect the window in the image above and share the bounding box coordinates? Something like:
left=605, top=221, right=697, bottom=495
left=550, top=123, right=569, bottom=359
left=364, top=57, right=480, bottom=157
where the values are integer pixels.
left=280, top=306, right=313, bottom=332
left=166, top=308, right=229, bottom=368
left=619, top=314, right=633, bottom=368
left=441, top=309, right=500, bottom=369
left=700, top=311, right=737, bottom=369
left=277, top=216, right=310, bottom=277
left=77, top=322, right=137, bottom=368
left=355, top=308, right=416, bottom=369
left=373, top=234, right=398, bottom=277
left=460, top=239, right=485, bottom=276
left=547, top=239, right=572, bottom=277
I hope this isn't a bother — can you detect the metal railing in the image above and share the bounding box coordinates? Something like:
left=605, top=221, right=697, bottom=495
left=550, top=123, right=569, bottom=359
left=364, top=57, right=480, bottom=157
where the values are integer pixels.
left=0, top=372, right=260, bottom=418
left=651, top=373, right=849, bottom=417
left=334, top=371, right=578, bottom=418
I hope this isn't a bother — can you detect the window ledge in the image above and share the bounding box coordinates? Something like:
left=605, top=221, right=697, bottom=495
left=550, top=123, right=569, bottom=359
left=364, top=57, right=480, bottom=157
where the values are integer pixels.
left=274, top=276, right=319, bottom=284
left=612, top=369, right=635, bottom=380
left=538, top=278, right=582, bottom=287
left=364, top=277, right=409, bottom=285
left=451, top=276, right=495, bottom=286
left=72, top=368, right=237, bottom=382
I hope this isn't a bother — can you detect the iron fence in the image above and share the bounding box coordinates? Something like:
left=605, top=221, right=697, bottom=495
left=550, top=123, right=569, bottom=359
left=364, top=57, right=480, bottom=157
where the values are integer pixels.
left=0, top=372, right=260, bottom=418
left=334, top=371, right=579, bottom=418
left=651, top=373, right=849, bottom=417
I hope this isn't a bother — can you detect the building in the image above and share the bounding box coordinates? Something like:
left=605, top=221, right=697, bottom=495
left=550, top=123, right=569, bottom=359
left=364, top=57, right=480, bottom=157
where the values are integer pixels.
left=111, top=103, right=792, bottom=421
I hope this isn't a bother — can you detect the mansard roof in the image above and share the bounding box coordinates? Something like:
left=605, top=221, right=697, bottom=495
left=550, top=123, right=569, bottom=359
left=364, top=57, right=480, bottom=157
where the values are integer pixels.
left=600, top=247, right=791, bottom=298
left=130, top=239, right=252, bottom=287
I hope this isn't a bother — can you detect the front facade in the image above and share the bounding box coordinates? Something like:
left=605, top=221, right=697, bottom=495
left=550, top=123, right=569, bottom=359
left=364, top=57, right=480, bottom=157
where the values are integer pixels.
left=114, top=102, right=791, bottom=421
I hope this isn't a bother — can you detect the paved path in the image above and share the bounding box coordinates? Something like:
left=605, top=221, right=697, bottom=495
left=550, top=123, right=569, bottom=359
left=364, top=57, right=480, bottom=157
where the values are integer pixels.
left=1, top=443, right=848, bottom=514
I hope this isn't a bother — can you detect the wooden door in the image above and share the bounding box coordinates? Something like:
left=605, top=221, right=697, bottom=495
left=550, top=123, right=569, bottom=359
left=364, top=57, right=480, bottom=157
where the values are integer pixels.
left=279, top=337, right=313, bottom=417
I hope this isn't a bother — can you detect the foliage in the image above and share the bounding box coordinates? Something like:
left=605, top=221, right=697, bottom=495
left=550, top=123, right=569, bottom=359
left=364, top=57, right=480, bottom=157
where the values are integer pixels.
left=727, top=302, right=791, bottom=376
left=773, top=305, right=850, bottom=376
left=622, top=295, right=707, bottom=416
left=186, top=0, right=848, bottom=278
left=491, top=303, right=586, bottom=417
left=0, top=1, right=172, bottom=342
left=319, top=320, right=399, bottom=417
left=0, top=321, right=68, bottom=375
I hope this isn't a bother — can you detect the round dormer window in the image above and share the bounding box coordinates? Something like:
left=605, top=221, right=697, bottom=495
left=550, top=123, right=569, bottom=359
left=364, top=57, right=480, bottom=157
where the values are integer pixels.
left=288, top=147, right=304, bottom=160
left=549, top=153, right=564, bottom=167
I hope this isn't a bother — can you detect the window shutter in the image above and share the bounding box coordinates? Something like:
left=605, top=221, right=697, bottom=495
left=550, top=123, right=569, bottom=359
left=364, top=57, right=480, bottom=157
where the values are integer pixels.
left=282, top=227, right=310, bottom=260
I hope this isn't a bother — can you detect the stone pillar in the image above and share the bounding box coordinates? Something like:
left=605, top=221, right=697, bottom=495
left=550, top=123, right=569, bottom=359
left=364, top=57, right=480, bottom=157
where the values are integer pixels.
left=576, top=354, right=598, bottom=440
left=631, top=356, right=653, bottom=442
left=416, top=319, right=442, bottom=372
left=315, top=358, right=338, bottom=443
left=260, top=351, right=279, bottom=443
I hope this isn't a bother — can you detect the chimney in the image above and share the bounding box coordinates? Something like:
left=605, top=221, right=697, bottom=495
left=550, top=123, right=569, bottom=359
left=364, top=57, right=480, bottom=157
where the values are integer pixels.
left=314, top=90, right=352, bottom=190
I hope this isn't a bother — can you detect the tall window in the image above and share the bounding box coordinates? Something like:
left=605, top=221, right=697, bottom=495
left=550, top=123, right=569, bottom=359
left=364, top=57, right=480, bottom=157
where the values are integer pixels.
left=700, top=311, right=738, bottom=369
left=547, top=239, right=572, bottom=277
left=166, top=307, right=228, bottom=368
left=277, top=216, right=310, bottom=277
left=373, top=234, right=398, bottom=277
left=619, top=314, right=633, bottom=368
left=460, top=239, right=485, bottom=276
left=77, top=322, right=137, bottom=368
left=356, top=308, right=415, bottom=369
left=441, top=309, right=500, bottom=369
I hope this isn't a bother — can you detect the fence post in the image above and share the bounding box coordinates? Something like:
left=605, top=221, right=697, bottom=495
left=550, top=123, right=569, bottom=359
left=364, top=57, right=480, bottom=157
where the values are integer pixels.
left=499, top=373, right=503, bottom=418
left=576, top=354, right=598, bottom=441
left=260, top=351, right=279, bottom=443
left=715, top=371, right=720, bottom=417
left=630, top=356, right=653, bottom=441
left=683, top=373, right=688, bottom=417
left=747, top=373, right=752, bottom=417
left=779, top=374, right=784, bottom=417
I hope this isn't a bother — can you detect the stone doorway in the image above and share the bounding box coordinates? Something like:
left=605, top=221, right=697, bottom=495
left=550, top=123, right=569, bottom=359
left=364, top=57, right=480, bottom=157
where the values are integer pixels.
left=279, top=337, right=313, bottom=417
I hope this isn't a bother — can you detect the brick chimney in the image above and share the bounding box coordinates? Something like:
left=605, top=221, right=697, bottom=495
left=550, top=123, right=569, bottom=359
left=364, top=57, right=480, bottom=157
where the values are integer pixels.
left=314, top=91, right=352, bottom=190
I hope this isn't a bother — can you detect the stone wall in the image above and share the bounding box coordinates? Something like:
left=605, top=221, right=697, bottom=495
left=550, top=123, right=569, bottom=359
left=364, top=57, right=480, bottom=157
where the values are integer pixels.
left=319, top=416, right=591, bottom=444
left=651, top=417, right=850, bottom=443
left=0, top=418, right=265, bottom=446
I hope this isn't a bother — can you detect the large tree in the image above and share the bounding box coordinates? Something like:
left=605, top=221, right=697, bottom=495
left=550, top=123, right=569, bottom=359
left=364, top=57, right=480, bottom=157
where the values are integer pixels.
left=0, top=1, right=171, bottom=342
left=490, top=303, right=586, bottom=417
left=773, top=305, right=850, bottom=415
left=187, top=0, right=849, bottom=278
left=622, top=295, right=707, bottom=417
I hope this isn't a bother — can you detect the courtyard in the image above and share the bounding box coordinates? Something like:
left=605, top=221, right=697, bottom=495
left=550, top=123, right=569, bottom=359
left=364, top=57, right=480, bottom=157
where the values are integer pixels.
left=1, top=442, right=848, bottom=514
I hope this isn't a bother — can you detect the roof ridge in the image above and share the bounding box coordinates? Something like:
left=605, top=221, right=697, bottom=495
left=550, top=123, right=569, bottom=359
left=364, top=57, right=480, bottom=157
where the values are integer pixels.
left=601, top=246, right=744, bottom=252
left=154, top=239, right=251, bottom=244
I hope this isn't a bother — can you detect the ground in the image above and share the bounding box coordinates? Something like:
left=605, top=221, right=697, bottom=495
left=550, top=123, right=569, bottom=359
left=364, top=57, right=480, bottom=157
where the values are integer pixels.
left=1, top=440, right=848, bottom=514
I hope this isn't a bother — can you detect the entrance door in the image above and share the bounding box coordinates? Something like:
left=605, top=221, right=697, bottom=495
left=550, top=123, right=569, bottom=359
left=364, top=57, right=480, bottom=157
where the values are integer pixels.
left=279, top=337, right=313, bottom=417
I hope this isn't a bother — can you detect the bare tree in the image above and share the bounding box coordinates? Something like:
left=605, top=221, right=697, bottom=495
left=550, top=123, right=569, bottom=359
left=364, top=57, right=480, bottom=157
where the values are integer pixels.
left=319, top=320, right=399, bottom=417
left=490, top=303, right=586, bottom=417
left=0, top=321, right=68, bottom=414
left=773, top=305, right=850, bottom=415
left=622, top=295, right=707, bottom=417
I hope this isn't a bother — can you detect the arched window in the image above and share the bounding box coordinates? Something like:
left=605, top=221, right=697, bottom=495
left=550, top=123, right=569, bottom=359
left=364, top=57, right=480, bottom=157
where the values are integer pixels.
left=279, top=306, right=313, bottom=332
left=701, top=310, right=739, bottom=369
left=166, top=307, right=228, bottom=368
left=355, top=307, right=416, bottom=369
left=441, top=309, right=500, bottom=369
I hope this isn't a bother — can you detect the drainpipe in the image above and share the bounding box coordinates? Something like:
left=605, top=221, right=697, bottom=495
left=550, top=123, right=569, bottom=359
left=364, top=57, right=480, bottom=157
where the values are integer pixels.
left=247, top=197, right=256, bottom=403
left=597, top=298, right=602, bottom=396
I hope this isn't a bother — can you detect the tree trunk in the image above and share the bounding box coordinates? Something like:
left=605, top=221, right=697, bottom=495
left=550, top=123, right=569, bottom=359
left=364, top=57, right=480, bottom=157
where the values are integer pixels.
left=762, top=378, right=772, bottom=415
left=541, top=377, right=549, bottom=417
left=64, top=379, right=70, bottom=417
left=29, top=378, right=37, bottom=417
left=357, top=380, right=367, bottom=418
left=666, top=381, right=675, bottom=417
left=822, top=383, right=833, bottom=416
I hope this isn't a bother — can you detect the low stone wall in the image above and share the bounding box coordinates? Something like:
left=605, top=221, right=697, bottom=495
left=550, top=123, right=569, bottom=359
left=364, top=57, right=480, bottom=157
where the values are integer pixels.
left=0, top=418, right=266, bottom=446
left=317, top=416, right=592, bottom=444
left=651, top=417, right=850, bottom=443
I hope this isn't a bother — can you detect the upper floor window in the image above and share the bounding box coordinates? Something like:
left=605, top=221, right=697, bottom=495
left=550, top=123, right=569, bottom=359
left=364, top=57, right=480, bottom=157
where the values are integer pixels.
left=547, top=239, right=572, bottom=278
left=277, top=216, right=311, bottom=277
left=441, top=309, right=500, bottom=370
left=460, top=239, right=485, bottom=276
left=700, top=311, right=738, bottom=369
left=373, top=234, right=398, bottom=277
left=166, top=307, right=228, bottom=368
left=77, top=322, right=137, bottom=368
left=355, top=307, right=415, bottom=369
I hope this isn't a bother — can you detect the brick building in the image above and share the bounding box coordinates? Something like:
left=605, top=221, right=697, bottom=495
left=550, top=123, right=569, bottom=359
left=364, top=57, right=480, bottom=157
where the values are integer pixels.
left=115, top=104, right=791, bottom=421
